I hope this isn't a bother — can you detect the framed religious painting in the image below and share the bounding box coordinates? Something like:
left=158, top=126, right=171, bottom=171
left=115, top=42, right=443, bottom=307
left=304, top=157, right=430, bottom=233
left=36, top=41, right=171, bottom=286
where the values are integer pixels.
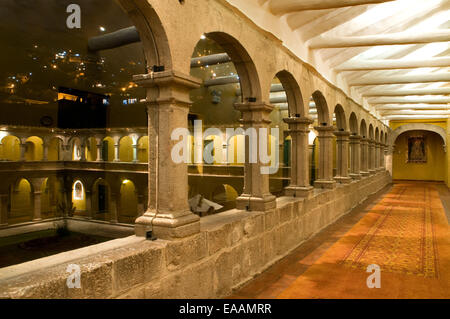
left=407, top=136, right=426, bottom=163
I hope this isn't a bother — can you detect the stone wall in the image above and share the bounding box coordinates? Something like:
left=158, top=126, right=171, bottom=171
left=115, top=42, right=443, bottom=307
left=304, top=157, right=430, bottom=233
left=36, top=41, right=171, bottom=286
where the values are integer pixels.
left=0, top=172, right=391, bottom=299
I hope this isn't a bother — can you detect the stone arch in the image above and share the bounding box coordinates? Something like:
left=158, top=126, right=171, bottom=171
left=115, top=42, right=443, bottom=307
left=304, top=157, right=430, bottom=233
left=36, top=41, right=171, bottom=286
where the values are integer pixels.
left=274, top=70, right=305, bottom=117
left=360, top=119, right=367, bottom=138
left=92, top=178, right=111, bottom=218
left=205, top=32, right=261, bottom=102
left=334, top=104, right=347, bottom=130
left=9, top=178, right=33, bottom=224
left=349, top=112, right=358, bottom=134
left=311, top=91, right=330, bottom=125
left=368, top=124, right=374, bottom=140
left=118, top=0, right=172, bottom=69
left=375, top=127, right=380, bottom=142
left=25, top=136, right=44, bottom=161
left=1, top=135, right=20, bottom=161
left=390, top=123, right=446, bottom=149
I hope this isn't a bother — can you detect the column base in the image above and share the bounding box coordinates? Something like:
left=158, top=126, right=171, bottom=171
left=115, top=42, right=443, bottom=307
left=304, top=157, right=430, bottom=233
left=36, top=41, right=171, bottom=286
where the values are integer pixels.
left=314, top=180, right=336, bottom=189
left=284, top=186, right=314, bottom=198
left=368, top=169, right=376, bottom=175
left=334, top=176, right=352, bottom=184
left=135, top=210, right=200, bottom=240
left=360, top=171, right=370, bottom=177
left=236, top=194, right=276, bottom=212
left=349, top=173, right=362, bottom=180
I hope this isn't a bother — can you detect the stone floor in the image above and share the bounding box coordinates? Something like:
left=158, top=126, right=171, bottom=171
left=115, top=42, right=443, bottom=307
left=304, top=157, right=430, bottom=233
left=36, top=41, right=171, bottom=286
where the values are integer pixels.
left=229, top=181, right=450, bottom=299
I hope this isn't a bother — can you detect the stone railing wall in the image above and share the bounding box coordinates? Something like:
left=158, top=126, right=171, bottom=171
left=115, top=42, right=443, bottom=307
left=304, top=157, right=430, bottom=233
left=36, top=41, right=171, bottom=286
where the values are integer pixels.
left=0, top=171, right=391, bottom=299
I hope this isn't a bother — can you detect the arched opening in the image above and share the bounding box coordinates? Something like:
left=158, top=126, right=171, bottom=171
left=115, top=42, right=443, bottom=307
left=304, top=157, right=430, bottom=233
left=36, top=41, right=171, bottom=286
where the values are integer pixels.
left=333, top=104, right=347, bottom=178
left=1, top=135, right=20, bottom=161
left=119, top=179, right=138, bottom=224
left=349, top=112, right=360, bottom=177
left=212, top=184, right=239, bottom=212
left=188, top=32, right=261, bottom=213
left=9, top=178, right=33, bottom=224
left=25, top=136, right=44, bottom=161
left=40, top=177, right=62, bottom=219
left=360, top=119, right=368, bottom=174
left=102, top=137, right=115, bottom=162
left=137, top=136, right=148, bottom=163
left=92, top=178, right=110, bottom=220
left=72, top=180, right=86, bottom=213
left=71, top=138, right=82, bottom=161
left=268, top=71, right=304, bottom=196
left=393, top=130, right=445, bottom=181
left=119, top=136, right=133, bottom=162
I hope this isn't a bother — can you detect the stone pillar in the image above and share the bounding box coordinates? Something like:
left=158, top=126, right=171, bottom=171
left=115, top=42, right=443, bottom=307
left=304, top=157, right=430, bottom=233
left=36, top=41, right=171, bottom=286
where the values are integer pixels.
left=80, top=143, right=86, bottom=162
left=43, top=142, right=49, bottom=161
left=132, top=144, right=139, bottom=163
left=385, top=144, right=393, bottom=176
left=381, top=143, right=386, bottom=169
left=360, top=138, right=369, bottom=176
left=113, top=143, right=120, bottom=162
left=314, top=126, right=336, bottom=189
left=368, top=139, right=376, bottom=174
left=334, top=131, right=352, bottom=184
left=30, top=178, right=46, bottom=221
left=283, top=116, right=314, bottom=198
left=233, top=102, right=276, bottom=211
left=349, top=135, right=361, bottom=180
left=133, top=70, right=201, bottom=239
left=96, top=143, right=103, bottom=162
left=0, top=194, right=8, bottom=226
left=20, top=143, right=26, bottom=161
left=379, top=143, right=385, bottom=170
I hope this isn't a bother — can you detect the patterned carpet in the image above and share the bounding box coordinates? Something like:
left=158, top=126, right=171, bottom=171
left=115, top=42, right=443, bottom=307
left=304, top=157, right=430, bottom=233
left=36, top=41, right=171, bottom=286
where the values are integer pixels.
left=278, top=182, right=450, bottom=299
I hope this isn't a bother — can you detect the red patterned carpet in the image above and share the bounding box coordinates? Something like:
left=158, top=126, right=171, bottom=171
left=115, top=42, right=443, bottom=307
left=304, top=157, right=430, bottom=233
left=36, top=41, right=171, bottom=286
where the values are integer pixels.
left=277, top=182, right=450, bottom=299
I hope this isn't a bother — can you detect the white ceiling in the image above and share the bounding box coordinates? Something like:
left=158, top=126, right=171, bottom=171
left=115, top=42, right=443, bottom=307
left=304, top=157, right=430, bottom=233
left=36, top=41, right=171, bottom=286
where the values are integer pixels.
left=226, top=0, right=450, bottom=122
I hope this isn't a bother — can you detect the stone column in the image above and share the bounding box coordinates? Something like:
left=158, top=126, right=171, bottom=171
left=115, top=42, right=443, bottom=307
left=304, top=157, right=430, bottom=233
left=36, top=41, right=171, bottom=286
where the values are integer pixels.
left=43, top=142, right=49, bottom=161
left=113, top=143, right=120, bottom=162
left=20, top=143, right=26, bottom=161
left=80, top=143, right=86, bottom=162
left=314, top=126, right=336, bottom=189
left=233, top=102, right=277, bottom=211
left=31, top=178, right=46, bottom=221
left=360, top=138, right=369, bottom=176
left=133, top=70, right=201, bottom=239
left=132, top=144, right=139, bottom=163
left=283, top=116, right=314, bottom=198
left=96, top=143, right=103, bottom=162
left=381, top=143, right=386, bottom=169
left=334, top=131, right=352, bottom=184
left=0, top=194, right=8, bottom=226
left=349, top=135, right=361, bottom=180
left=379, top=143, right=385, bottom=170
left=368, top=139, right=376, bottom=174
left=137, top=192, right=145, bottom=217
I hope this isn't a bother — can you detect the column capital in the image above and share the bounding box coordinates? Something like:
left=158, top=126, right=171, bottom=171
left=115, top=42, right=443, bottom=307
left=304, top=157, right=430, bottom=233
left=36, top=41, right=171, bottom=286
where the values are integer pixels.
left=333, top=130, right=351, bottom=138
left=283, top=116, right=313, bottom=133
left=234, top=102, right=274, bottom=125
left=133, top=70, right=201, bottom=108
left=349, top=134, right=361, bottom=141
left=314, top=125, right=335, bottom=137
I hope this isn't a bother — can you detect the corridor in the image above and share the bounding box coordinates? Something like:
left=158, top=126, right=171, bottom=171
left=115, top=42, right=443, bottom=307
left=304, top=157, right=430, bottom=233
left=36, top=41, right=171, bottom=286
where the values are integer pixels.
left=231, top=182, right=450, bottom=299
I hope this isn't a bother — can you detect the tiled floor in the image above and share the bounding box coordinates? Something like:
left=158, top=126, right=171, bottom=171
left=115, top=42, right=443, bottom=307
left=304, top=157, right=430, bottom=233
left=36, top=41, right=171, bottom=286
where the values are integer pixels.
left=229, top=183, right=394, bottom=299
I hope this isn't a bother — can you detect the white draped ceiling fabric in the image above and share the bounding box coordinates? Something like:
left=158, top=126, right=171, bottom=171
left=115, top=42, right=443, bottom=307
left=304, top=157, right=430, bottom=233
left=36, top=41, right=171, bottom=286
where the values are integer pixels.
left=226, top=0, right=450, bottom=123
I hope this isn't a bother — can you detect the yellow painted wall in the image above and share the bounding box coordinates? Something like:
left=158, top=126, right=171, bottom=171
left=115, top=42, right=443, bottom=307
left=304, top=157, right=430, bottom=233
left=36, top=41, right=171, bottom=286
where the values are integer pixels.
left=85, top=138, right=97, bottom=161
left=10, top=179, right=33, bottom=224
left=48, top=138, right=60, bottom=161
left=103, top=137, right=115, bottom=162
left=119, top=181, right=137, bottom=224
left=137, top=137, right=148, bottom=163
left=1, top=136, right=20, bottom=161
left=25, top=136, right=43, bottom=161
left=119, top=136, right=133, bottom=162
left=392, top=130, right=445, bottom=181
